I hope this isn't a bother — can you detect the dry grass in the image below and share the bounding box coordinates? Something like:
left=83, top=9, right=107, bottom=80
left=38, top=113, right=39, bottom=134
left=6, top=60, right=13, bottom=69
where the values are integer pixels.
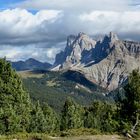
left=18, top=70, right=44, bottom=79
left=0, top=133, right=51, bottom=140
left=0, top=135, right=125, bottom=140
left=52, top=135, right=125, bottom=140
left=47, top=80, right=57, bottom=87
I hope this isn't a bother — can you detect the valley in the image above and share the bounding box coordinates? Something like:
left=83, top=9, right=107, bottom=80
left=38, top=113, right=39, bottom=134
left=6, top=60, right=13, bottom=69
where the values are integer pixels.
left=19, top=70, right=111, bottom=112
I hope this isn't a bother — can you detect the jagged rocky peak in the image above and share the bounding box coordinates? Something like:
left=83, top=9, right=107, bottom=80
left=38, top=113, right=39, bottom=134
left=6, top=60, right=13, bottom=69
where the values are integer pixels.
left=67, top=32, right=96, bottom=49
left=77, top=32, right=90, bottom=39
left=123, top=40, right=140, bottom=55
left=53, top=32, right=140, bottom=91
left=102, top=32, right=119, bottom=43
left=73, top=32, right=96, bottom=52
left=53, top=32, right=96, bottom=69
left=109, top=32, right=119, bottom=41
left=66, top=33, right=96, bottom=62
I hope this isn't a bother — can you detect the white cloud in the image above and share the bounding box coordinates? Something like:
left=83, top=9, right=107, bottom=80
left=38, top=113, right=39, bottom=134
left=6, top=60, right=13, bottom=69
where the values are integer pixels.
left=0, top=47, right=21, bottom=60
left=0, top=8, right=62, bottom=44
left=79, top=11, right=140, bottom=34
left=0, top=8, right=65, bottom=63
left=46, top=48, right=61, bottom=59
left=0, top=45, right=63, bottom=63
left=0, top=0, right=140, bottom=62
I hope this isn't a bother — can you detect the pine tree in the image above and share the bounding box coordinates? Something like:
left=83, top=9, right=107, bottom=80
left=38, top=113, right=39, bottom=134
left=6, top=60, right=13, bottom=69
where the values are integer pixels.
left=0, top=105, right=20, bottom=134
left=84, top=101, right=118, bottom=132
left=84, top=101, right=102, bottom=129
left=100, top=103, right=118, bottom=132
left=29, top=101, right=47, bottom=133
left=42, top=103, right=59, bottom=133
left=120, top=69, right=140, bottom=134
left=61, top=97, right=84, bottom=130
left=0, top=58, right=31, bottom=134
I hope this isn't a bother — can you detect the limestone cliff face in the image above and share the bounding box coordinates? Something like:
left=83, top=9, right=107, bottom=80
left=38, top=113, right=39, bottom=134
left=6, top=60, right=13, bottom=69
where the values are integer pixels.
left=53, top=32, right=140, bottom=91
left=54, top=33, right=96, bottom=69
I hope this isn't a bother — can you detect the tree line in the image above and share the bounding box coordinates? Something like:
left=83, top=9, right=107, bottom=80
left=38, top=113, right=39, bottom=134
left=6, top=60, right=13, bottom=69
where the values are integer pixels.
left=0, top=58, right=140, bottom=137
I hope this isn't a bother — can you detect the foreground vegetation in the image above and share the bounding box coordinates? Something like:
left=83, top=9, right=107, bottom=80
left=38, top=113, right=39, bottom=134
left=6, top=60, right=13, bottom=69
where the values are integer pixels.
left=0, top=58, right=140, bottom=139
left=0, top=133, right=124, bottom=140
left=0, top=133, right=50, bottom=140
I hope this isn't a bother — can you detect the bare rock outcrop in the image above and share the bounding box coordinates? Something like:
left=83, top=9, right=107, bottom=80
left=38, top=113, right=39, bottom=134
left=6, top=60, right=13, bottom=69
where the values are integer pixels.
left=53, top=32, right=140, bottom=91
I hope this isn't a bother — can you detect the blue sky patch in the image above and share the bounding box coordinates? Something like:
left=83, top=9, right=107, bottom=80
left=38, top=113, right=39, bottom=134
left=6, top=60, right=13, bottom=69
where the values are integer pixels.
left=0, top=0, right=25, bottom=9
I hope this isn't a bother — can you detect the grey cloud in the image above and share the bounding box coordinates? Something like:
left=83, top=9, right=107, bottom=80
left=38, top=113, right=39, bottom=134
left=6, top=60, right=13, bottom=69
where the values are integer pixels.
left=0, top=0, right=140, bottom=62
left=0, top=9, right=63, bottom=46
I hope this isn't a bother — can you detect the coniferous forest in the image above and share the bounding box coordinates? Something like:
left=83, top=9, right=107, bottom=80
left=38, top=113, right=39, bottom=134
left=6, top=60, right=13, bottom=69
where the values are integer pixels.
left=0, top=58, right=140, bottom=139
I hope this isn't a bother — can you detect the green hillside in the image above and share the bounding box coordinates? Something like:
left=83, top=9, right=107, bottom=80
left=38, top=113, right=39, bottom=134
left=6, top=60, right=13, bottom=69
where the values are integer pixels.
left=20, top=70, right=112, bottom=112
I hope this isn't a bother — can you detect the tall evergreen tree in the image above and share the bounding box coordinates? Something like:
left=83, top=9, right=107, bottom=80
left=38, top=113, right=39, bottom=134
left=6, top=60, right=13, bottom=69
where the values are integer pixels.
left=100, top=103, right=118, bottom=132
left=61, top=97, right=84, bottom=130
left=0, top=58, right=31, bottom=134
left=42, top=103, right=59, bottom=133
left=0, top=104, right=21, bottom=134
left=84, top=101, right=118, bottom=132
left=120, top=69, right=140, bottom=133
left=29, top=101, right=47, bottom=133
left=84, top=101, right=102, bottom=130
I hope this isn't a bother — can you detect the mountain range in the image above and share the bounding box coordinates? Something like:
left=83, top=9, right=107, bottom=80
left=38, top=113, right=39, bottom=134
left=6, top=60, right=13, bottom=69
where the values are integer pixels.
left=53, top=32, right=140, bottom=91
left=11, top=58, right=52, bottom=71
left=11, top=32, right=140, bottom=91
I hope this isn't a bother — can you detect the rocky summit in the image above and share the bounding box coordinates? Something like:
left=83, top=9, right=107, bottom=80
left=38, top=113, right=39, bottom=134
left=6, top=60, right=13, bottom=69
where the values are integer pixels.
left=52, top=32, right=140, bottom=91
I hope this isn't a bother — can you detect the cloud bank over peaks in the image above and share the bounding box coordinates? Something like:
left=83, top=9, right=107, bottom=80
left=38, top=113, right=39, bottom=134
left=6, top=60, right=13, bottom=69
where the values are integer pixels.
left=0, top=0, right=140, bottom=62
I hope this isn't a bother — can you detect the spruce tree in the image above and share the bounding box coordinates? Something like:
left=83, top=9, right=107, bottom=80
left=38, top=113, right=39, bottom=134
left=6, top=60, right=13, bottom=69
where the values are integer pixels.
left=84, top=101, right=102, bottom=130
left=84, top=101, right=118, bottom=132
left=42, top=103, right=59, bottom=133
left=61, top=97, right=84, bottom=130
left=0, top=58, right=31, bottom=134
left=0, top=105, right=20, bottom=134
left=29, top=101, right=47, bottom=133
left=120, top=69, right=140, bottom=134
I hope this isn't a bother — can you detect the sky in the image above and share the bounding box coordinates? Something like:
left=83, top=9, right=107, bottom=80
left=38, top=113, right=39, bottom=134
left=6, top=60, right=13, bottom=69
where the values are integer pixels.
left=0, top=0, right=140, bottom=63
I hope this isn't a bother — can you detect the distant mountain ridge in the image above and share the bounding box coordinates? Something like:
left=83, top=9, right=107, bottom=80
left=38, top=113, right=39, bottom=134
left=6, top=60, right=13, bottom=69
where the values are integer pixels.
left=11, top=58, right=52, bottom=71
left=53, top=32, right=140, bottom=91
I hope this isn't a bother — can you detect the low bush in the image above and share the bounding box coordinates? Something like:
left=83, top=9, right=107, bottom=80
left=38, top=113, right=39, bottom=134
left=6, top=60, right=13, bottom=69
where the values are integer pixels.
left=0, top=133, right=50, bottom=140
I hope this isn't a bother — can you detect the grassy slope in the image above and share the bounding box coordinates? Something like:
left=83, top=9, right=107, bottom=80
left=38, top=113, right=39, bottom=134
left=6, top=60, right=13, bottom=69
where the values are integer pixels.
left=0, top=134, right=50, bottom=140
left=18, top=70, right=113, bottom=112
left=18, top=70, right=44, bottom=78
